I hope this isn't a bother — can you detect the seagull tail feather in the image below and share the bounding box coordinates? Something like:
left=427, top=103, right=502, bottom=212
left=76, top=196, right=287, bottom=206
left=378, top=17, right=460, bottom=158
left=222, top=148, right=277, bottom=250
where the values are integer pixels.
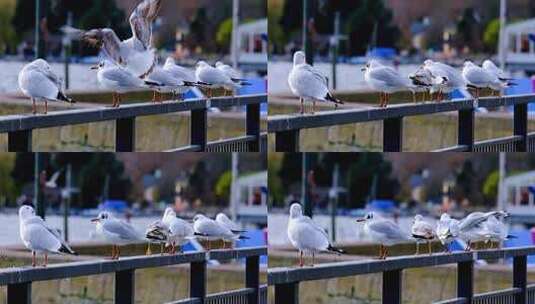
left=325, top=92, right=344, bottom=105
left=59, top=244, right=78, bottom=255
left=238, top=235, right=250, bottom=240
left=57, top=91, right=76, bottom=104
left=506, top=234, right=517, bottom=239
left=327, top=244, right=345, bottom=255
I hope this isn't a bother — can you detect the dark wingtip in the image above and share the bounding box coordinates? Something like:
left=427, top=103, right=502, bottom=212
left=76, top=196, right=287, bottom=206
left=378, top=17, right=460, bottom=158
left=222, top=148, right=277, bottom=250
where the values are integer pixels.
left=327, top=245, right=345, bottom=254
left=326, top=93, right=344, bottom=104
left=57, top=92, right=76, bottom=103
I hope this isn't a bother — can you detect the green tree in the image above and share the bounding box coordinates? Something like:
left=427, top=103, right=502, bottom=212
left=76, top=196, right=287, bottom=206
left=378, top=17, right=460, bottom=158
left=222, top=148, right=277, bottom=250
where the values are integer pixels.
left=0, top=0, right=16, bottom=54
left=483, top=19, right=500, bottom=53
left=216, top=18, right=233, bottom=51
left=215, top=170, right=232, bottom=203
left=482, top=170, right=499, bottom=200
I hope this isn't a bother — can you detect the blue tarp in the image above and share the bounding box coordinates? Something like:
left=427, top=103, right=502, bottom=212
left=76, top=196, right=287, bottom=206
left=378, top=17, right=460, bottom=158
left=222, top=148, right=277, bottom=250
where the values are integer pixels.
left=366, top=48, right=397, bottom=60
left=367, top=200, right=396, bottom=212
left=98, top=200, right=128, bottom=213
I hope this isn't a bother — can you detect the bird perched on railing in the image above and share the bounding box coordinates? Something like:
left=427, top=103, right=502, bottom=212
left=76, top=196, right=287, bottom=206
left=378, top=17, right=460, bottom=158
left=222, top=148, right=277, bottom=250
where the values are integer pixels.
left=162, top=207, right=194, bottom=254
left=19, top=205, right=77, bottom=267
left=287, top=202, right=345, bottom=267
left=457, top=211, right=508, bottom=251
left=482, top=212, right=515, bottom=249
left=362, top=60, right=410, bottom=108
left=195, top=61, right=250, bottom=98
left=435, top=213, right=460, bottom=252
left=482, top=60, right=517, bottom=97
left=81, top=0, right=161, bottom=79
left=91, top=211, right=144, bottom=259
left=288, top=51, right=343, bottom=114
left=462, top=61, right=502, bottom=100
left=408, top=67, right=434, bottom=103
left=145, top=219, right=170, bottom=255
left=411, top=214, right=436, bottom=255
left=193, top=214, right=247, bottom=251
left=18, top=59, right=76, bottom=114
left=215, top=61, right=250, bottom=96
left=91, top=60, right=157, bottom=108
left=422, top=60, right=466, bottom=102
left=216, top=213, right=248, bottom=249
left=356, top=212, right=408, bottom=259
left=163, top=57, right=207, bottom=100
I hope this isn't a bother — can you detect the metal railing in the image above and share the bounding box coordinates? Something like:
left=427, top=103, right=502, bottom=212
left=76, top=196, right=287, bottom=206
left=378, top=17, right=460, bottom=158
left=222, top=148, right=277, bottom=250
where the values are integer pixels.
left=0, top=246, right=267, bottom=304
left=1, top=94, right=267, bottom=152
left=268, top=246, right=535, bottom=304
left=268, top=94, right=535, bottom=152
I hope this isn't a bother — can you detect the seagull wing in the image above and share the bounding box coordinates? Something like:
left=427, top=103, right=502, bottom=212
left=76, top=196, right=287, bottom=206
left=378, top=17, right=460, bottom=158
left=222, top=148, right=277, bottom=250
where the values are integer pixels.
left=103, top=219, right=141, bottom=241
left=129, top=0, right=162, bottom=49
left=369, top=66, right=408, bottom=88
left=83, top=28, right=124, bottom=66
left=300, top=216, right=329, bottom=240
left=102, top=68, right=143, bottom=88
left=369, top=220, right=407, bottom=241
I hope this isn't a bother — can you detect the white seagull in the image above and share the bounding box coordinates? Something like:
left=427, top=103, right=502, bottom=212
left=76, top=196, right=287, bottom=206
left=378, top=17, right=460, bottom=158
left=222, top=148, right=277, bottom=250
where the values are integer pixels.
left=356, top=212, right=408, bottom=259
left=18, top=59, right=76, bottom=114
left=422, top=60, right=466, bottom=101
left=91, top=211, right=143, bottom=259
left=193, top=214, right=240, bottom=250
left=288, top=51, right=343, bottom=114
left=195, top=61, right=248, bottom=98
left=457, top=211, right=507, bottom=251
left=145, top=66, right=200, bottom=103
left=435, top=213, right=460, bottom=252
left=216, top=213, right=247, bottom=248
left=82, top=0, right=161, bottom=78
left=362, top=60, right=410, bottom=108
left=287, top=203, right=345, bottom=267
left=408, top=67, right=434, bottom=103
left=462, top=61, right=501, bottom=99
left=482, top=213, right=514, bottom=248
left=482, top=60, right=516, bottom=95
left=411, top=214, right=436, bottom=255
left=215, top=61, right=246, bottom=95
left=162, top=207, right=194, bottom=253
left=163, top=57, right=203, bottom=98
left=19, top=205, right=77, bottom=267
left=91, top=60, right=153, bottom=107
left=145, top=219, right=170, bottom=255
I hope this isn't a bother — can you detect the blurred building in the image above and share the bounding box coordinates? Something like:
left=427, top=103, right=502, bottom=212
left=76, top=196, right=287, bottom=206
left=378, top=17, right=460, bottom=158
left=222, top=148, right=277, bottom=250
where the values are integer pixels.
left=232, top=171, right=267, bottom=225
left=504, top=18, right=535, bottom=72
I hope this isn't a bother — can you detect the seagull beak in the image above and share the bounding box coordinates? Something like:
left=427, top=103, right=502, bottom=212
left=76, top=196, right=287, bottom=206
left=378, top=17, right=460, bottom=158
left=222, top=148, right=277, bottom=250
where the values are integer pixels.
left=91, top=218, right=100, bottom=223
left=361, top=67, right=366, bottom=72
left=356, top=218, right=366, bottom=222
left=90, top=65, right=99, bottom=70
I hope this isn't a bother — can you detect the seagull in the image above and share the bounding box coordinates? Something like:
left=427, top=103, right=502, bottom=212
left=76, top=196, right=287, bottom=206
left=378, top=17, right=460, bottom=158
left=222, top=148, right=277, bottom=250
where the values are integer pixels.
left=462, top=61, right=500, bottom=99
left=288, top=51, right=343, bottom=114
left=163, top=57, right=205, bottom=99
left=19, top=205, right=77, bottom=267
left=18, top=59, right=76, bottom=114
left=45, top=169, right=63, bottom=188
left=145, top=66, right=201, bottom=103
left=356, top=212, right=408, bottom=259
left=482, top=60, right=516, bottom=96
left=411, top=214, right=435, bottom=255
left=408, top=67, right=433, bottom=103
left=482, top=212, right=516, bottom=249
left=193, top=214, right=240, bottom=250
left=457, top=211, right=507, bottom=251
left=91, top=60, right=155, bottom=107
left=145, top=219, right=170, bottom=255
left=435, top=213, right=460, bottom=252
left=422, top=60, right=466, bottom=101
left=362, top=60, right=410, bottom=108
left=215, top=61, right=247, bottom=96
left=216, top=213, right=247, bottom=248
left=287, top=203, right=345, bottom=267
left=162, top=207, right=194, bottom=253
left=82, top=0, right=161, bottom=78
left=195, top=61, right=248, bottom=98
left=91, top=211, right=143, bottom=259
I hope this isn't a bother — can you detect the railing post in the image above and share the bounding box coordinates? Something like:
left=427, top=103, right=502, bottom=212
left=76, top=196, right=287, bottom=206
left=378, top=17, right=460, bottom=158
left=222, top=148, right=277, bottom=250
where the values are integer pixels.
left=457, top=261, right=473, bottom=302
left=513, top=255, right=527, bottom=304
left=246, top=255, right=260, bottom=304
left=383, top=269, right=402, bottom=304
left=116, top=118, right=136, bottom=152
left=115, top=269, right=135, bottom=304
left=458, top=109, right=474, bottom=151
left=8, top=130, right=32, bottom=152
left=246, top=103, right=261, bottom=152
left=190, top=260, right=207, bottom=303
left=191, top=109, right=207, bottom=151
left=383, top=117, right=403, bottom=152
left=8, top=283, right=31, bottom=304
left=275, top=130, right=299, bottom=152
left=275, top=282, right=298, bottom=304
left=514, top=103, right=528, bottom=152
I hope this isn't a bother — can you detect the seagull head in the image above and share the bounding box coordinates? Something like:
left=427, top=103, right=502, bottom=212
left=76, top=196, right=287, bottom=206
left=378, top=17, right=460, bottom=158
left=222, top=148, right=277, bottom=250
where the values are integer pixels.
left=289, top=202, right=303, bottom=218
left=215, top=61, right=225, bottom=68
left=423, top=59, right=434, bottom=66
left=193, top=214, right=207, bottom=223
left=293, top=51, right=306, bottom=66
left=196, top=61, right=209, bottom=69
left=165, top=57, right=176, bottom=66
left=215, top=213, right=230, bottom=222
left=356, top=212, right=374, bottom=223
left=18, top=205, right=35, bottom=219
left=482, top=60, right=496, bottom=70
left=414, top=214, right=423, bottom=223
left=90, top=61, right=107, bottom=70
left=463, top=60, right=475, bottom=68
left=440, top=213, right=451, bottom=221
left=163, top=207, right=176, bottom=219
left=91, top=211, right=110, bottom=223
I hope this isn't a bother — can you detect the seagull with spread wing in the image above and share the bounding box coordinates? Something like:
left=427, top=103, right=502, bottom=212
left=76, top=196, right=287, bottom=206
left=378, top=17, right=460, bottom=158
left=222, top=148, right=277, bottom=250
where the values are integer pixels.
left=82, top=0, right=161, bottom=79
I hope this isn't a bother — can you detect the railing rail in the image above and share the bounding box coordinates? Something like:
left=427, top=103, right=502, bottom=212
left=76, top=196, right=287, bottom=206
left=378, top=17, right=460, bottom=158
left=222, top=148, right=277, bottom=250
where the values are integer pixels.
left=1, top=94, right=267, bottom=152
left=268, top=94, right=535, bottom=152
left=1, top=246, right=267, bottom=304
left=268, top=246, right=535, bottom=304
